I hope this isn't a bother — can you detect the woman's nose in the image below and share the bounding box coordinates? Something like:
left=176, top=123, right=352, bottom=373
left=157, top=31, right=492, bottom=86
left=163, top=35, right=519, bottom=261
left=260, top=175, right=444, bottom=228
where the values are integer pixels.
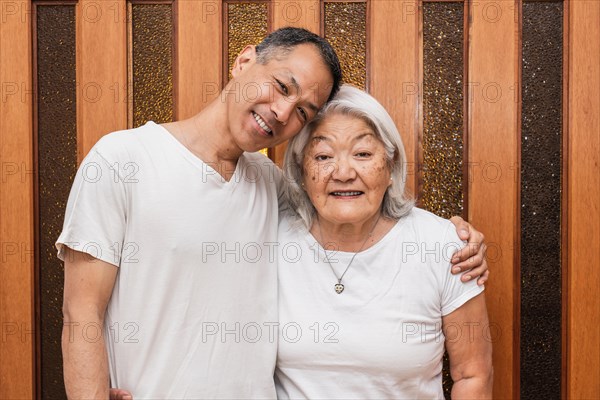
left=332, top=157, right=357, bottom=181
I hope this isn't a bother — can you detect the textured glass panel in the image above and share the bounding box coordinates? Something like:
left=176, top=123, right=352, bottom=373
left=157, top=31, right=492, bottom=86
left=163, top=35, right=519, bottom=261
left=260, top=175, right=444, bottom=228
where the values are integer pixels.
left=324, top=2, right=367, bottom=89
left=227, top=2, right=269, bottom=79
left=37, top=6, right=77, bottom=399
left=521, top=2, right=563, bottom=399
left=131, top=3, right=174, bottom=128
left=422, top=2, right=464, bottom=220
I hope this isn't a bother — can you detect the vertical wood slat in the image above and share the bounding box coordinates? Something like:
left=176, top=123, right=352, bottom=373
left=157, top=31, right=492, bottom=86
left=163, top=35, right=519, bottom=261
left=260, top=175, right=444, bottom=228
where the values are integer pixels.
left=561, top=4, right=569, bottom=398
left=468, top=0, right=519, bottom=398
left=371, top=0, right=418, bottom=197
left=567, top=0, right=600, bottom=398
left=271, top=0, right=319, bottom=167
left=176, top=0, right=221, bottom=119
left=0, top=0, right=35, bottom=398
left=76, top=0, right=128, bottom=158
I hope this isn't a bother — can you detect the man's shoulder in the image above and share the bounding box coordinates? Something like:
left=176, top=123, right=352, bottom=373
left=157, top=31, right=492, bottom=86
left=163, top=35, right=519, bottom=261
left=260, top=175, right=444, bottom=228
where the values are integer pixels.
left=92, top=121, right=165, bottom=160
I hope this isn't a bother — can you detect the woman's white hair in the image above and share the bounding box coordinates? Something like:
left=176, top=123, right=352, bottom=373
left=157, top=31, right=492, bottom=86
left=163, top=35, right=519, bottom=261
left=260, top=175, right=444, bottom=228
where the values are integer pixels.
left=282, top=84, right=414, bottom=229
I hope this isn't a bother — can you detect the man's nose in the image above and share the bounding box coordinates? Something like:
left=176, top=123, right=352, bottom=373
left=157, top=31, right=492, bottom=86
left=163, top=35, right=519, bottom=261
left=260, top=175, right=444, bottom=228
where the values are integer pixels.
left=271, top=96, right=294, bottom=125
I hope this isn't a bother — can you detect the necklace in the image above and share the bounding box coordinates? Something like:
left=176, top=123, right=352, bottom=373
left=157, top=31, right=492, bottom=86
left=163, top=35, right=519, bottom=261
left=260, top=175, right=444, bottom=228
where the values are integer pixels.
left=318, top=213, right=382, bottom=294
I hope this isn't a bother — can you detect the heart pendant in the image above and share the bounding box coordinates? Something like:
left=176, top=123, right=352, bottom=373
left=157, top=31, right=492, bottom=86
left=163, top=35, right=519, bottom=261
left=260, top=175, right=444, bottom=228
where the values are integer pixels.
left=334, top=283, right=344, bottom=294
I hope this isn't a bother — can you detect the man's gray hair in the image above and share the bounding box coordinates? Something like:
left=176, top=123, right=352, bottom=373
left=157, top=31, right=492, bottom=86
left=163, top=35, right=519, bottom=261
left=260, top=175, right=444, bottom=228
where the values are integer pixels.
left=282, top=84, right=414, bottom=229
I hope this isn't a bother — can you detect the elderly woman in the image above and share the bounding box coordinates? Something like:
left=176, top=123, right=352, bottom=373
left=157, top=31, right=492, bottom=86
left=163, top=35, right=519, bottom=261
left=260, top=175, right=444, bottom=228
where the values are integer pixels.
left=275, top=85, right=493, bottom=399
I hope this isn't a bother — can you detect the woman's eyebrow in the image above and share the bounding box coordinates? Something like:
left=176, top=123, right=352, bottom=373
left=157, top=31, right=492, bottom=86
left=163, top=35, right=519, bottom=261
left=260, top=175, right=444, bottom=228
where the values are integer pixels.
left=352, top=132, right=374, bottom=143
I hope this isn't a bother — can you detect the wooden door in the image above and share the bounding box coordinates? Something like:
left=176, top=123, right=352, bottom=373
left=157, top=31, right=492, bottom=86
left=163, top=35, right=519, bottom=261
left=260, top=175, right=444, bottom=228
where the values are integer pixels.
left=1, top=0, right=598, bottom=398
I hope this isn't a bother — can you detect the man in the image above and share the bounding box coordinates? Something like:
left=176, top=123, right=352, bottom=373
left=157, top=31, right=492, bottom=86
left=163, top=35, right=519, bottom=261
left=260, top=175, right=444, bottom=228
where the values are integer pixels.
left=59, top=28, right=487, bottom=399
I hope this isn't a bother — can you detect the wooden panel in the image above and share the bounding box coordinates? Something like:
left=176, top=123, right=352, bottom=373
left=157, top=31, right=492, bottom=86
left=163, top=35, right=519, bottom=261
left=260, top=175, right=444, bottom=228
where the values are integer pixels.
left=77, top=0, right=128, bottom=158
left=468, top=1, right=519, bottom=398
left=371, top=0, right=418, bottom=197
left=271, top=0, right=319, bottom=167
left=567, top=0, right=600, bottom=398
left=273, top=0, right=319, bottom=31
left=177, top=0, right=221, bottom=119
left=0, top=0, right=35, bottom=398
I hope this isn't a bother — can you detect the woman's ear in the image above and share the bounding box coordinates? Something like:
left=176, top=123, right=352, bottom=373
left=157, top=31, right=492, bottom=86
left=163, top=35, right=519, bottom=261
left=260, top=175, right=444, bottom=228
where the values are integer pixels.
left=231, top=45, right=257, bottom=78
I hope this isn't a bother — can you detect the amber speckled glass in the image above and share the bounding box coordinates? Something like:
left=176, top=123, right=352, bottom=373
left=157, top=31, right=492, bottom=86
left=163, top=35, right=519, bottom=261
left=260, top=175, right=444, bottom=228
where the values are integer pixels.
left=421, top=2, right=464, bottom=220
left=130, top=3, right=174, bottom=128
left=226, top=1, right=269, bottom=80
left=323, top=1, right=367, bottom=89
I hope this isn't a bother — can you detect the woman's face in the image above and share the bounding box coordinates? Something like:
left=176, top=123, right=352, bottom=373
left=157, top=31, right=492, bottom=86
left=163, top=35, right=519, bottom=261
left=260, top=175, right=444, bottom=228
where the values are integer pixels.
left=302, top=113, right=392, bottom=227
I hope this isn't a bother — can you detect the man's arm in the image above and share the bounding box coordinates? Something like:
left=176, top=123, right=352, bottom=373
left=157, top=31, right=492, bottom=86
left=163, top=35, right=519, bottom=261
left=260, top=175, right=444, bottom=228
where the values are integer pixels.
left=62, top=247, right=118, bottom=399
left=449, top=216, right=489, bottom=285
left=443, top=293, right=493, bottom=399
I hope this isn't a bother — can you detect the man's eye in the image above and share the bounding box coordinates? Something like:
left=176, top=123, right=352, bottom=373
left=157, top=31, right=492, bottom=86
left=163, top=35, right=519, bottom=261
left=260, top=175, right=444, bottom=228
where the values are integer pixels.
left=275, top=79, right=288, bottom=95
left=298, top=108, right=308, bottom=121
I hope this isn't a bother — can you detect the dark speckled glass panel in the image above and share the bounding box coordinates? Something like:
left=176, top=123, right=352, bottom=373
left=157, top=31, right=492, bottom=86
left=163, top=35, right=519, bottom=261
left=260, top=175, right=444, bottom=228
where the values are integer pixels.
left=37, top=5, right=77, bottom=399
left=521, top=2, right=563, bottom=399
left=422, top=2, right=464, bottom=220
left=131, top=3, right=174, bottom=128
left=324, top=2, right=367, bottom=89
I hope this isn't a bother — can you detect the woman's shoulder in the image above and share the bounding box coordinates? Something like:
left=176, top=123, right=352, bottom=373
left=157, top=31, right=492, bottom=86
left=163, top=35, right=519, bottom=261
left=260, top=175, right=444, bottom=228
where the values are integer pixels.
left=400, top=207, right=456, bottom=238
left=393, top=208, right=463, bottom=256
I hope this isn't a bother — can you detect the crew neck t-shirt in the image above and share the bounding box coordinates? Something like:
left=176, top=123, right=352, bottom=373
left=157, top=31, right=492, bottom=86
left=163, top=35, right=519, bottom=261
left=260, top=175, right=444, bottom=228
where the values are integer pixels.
left=275, top=207, right=485, bottom=399
left=57, top=121, right=281, bottom=399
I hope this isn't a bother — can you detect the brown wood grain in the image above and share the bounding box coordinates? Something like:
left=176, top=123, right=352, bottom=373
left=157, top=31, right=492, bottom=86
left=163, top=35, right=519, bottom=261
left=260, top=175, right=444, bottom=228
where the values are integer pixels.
left=0, top=0, right=35, bottom=397
left=76, top=0, right=128, bottom=159
left=468, top=1, right=519, bottom=398
left=567, top=0, right=600, bottom=398
left=370, top=0, right=418, bottom=198
left=176, top=0, right=221, bottom=119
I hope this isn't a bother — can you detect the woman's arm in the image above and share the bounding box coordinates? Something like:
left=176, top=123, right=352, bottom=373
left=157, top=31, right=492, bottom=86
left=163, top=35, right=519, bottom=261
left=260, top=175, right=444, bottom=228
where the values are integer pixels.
left=443, top=293, right=493, bottom=399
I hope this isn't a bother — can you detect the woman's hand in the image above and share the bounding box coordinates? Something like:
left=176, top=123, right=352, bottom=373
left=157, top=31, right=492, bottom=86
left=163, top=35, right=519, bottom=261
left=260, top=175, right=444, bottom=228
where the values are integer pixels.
left=109, top=388, right=133, bottom=400
left=449, top=216, right=489, bottom=286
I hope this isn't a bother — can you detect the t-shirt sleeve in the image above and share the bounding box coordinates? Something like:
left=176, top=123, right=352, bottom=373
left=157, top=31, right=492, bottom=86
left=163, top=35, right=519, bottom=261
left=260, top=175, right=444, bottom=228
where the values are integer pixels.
left=56, top=147, right=127, bottom=267
left=439, top=222, right=485, bottom=316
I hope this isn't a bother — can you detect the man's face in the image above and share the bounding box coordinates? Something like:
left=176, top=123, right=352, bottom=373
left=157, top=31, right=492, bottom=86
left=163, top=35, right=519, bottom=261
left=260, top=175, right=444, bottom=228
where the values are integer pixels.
left=227, top=44, right=334, bottom=153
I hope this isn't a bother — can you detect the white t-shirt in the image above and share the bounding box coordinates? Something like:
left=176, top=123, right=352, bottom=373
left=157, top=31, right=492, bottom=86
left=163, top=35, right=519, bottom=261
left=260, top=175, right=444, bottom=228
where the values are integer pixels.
left=275, top=208, right=485, bottom=399
left=57, top=122, right=281, bottom=399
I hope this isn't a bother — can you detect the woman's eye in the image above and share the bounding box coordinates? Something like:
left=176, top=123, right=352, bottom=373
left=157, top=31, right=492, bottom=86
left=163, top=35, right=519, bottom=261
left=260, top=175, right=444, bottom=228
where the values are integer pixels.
left=315, top=155, right=330, bottom=161
left=356, top=152, right=371, bottom=158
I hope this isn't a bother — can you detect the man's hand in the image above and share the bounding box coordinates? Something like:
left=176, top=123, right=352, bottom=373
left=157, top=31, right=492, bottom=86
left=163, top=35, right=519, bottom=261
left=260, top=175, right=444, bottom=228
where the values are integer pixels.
left=449, top=216, right=489, bottom=286
left=110, top=388, right=133, bottom=400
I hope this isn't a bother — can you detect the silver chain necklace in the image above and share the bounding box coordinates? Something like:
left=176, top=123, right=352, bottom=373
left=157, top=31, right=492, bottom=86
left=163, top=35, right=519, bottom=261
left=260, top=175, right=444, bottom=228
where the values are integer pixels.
left=318, top=214, right=382, bottom=294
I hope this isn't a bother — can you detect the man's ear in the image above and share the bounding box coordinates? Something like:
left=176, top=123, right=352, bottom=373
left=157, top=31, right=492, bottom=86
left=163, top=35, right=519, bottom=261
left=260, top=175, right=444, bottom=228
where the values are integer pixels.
left=231, top=45, right=257, bottom=78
